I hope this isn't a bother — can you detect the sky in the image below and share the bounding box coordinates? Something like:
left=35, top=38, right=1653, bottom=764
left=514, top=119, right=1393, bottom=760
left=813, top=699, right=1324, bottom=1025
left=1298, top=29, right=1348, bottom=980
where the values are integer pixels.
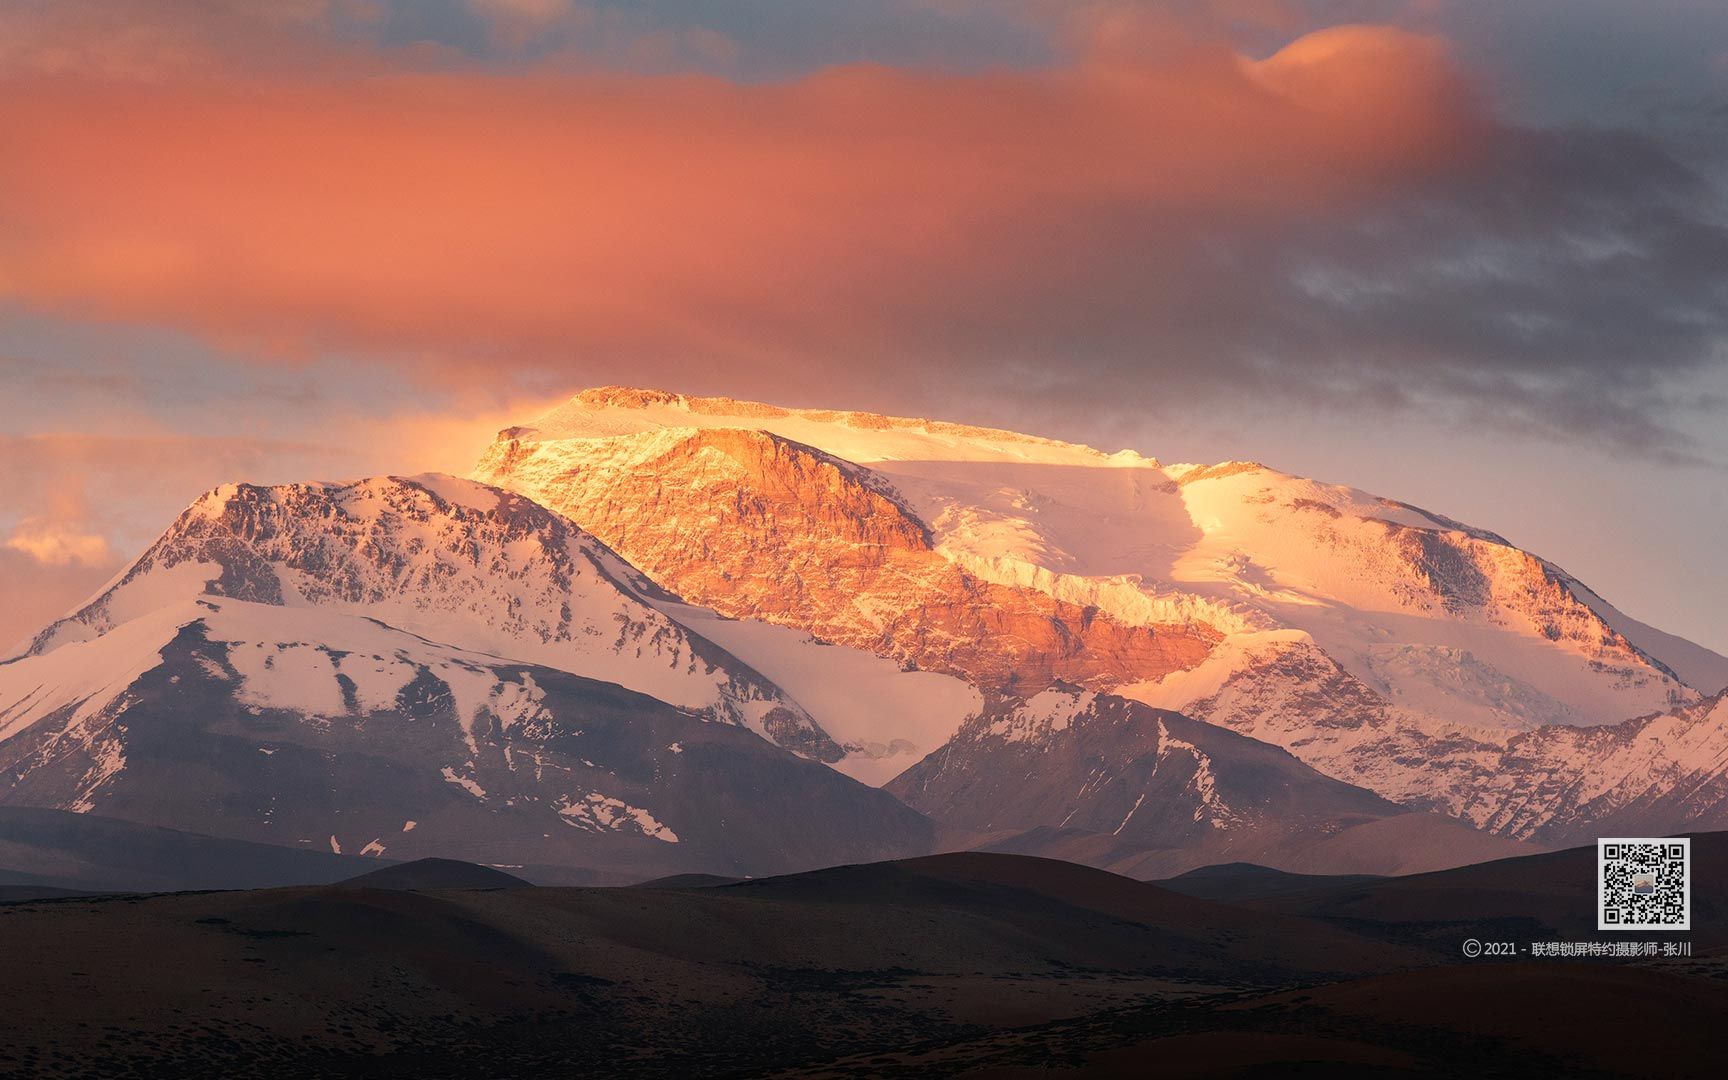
left=0, top=0, right=1725, bottom=657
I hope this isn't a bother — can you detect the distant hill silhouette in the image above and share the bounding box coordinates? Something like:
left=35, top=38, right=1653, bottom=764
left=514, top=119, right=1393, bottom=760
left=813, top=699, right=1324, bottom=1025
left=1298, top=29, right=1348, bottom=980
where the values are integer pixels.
left=338, top=858, right=533, bottom=891
left=1156, top=862, right=1384, bottom=904
left=0, top=807, right=384, bottom=892
left=629, top=872, right=741, bottom=889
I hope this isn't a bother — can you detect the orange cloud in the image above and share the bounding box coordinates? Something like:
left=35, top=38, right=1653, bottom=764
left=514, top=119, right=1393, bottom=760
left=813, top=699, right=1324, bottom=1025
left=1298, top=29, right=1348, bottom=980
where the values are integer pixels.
left=0, top=23, right=1482, bottom=373
left=3, top=518, right=116, bottom=566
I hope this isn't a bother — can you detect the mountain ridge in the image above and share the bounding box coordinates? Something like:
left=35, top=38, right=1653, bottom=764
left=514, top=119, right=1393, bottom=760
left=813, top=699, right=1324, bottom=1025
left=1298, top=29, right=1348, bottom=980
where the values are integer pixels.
left=0, top=476, right=936, bottom=880
left=13, top=474, right=840, bottom=761
left=3, top=386, right=1723, bottom=885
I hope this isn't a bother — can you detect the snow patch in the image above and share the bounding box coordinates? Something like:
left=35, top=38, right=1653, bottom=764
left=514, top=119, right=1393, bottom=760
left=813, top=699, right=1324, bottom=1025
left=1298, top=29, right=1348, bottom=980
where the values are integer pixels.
left=653, top=598, right=980, bottom=785
left=1119, top=629, right=1313, bottom=712
left=1156, top=719, right=1238, bottom=828
left=69, top=732, right=127, bottom=813
left=556, top=792, right=679, bottom=842
left=404, top=473, right=504, bottom=513
left=441, top=766, right=487, bottom=800
left=988, top=687, right=1096, bottom=744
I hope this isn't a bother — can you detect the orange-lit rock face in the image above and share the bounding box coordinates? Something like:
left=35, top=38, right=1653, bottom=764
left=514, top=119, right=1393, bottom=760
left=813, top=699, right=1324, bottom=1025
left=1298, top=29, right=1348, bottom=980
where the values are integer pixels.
left=475, top=426, right=1217, bottom=693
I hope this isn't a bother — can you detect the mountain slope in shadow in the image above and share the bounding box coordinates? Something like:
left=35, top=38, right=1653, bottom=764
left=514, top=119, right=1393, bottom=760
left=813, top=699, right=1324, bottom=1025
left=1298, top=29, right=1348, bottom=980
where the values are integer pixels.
left=0, top=806, right=386, bottom=892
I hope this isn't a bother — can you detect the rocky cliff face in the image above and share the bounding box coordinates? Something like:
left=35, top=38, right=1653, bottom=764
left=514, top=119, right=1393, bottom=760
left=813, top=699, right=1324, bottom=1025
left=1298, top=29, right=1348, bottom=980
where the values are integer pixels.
left=1512, top=689, right=1728, bottom=844
left=474, top=426, right=1219, bottom=693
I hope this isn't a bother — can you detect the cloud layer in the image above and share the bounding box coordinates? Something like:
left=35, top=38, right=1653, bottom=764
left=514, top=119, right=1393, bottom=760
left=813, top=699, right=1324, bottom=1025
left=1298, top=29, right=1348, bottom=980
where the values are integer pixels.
left=0, top=25, right=1474, bottom=367
left=0, top=3, right=1722, bottom=464
left=3, top=8, right=1722, bottom=459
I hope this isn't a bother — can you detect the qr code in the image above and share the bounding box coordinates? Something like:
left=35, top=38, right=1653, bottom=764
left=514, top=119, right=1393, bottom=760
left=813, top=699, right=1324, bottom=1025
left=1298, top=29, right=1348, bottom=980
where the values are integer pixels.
left=1598, top=838, right=1690, bottom=931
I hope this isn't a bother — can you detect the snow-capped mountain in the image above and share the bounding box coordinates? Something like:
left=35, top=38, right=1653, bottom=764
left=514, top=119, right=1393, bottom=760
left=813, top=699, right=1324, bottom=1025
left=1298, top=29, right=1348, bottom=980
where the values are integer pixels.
left=0, top=475, right=933, bottom=878
left=473, top=387, right=1728, bottom=841
left=889, top=687, right=1399, bottom=842
left=6, top=388, right=1721, bottom=883
left=887, top=687, right=1532, bottom=877
left=20, top=475, right=837, bottom=760
left=476, top=423, right=1219, bottom=692
left=1137, top=639, right=1728, bottom=844
left=472, top=401, right=1216, bottom=774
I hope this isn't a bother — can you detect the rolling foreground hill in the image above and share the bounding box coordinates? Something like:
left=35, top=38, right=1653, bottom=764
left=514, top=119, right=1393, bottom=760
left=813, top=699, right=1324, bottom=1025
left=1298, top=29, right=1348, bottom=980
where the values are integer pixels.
left=0, top=845, right=1718, bottom=1078
left=1248, top=829, right=1728, bottom=949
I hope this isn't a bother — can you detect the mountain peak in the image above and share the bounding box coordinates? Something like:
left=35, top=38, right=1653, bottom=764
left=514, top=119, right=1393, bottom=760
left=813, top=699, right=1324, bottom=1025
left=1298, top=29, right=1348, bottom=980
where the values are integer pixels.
left=472, top=385, right=1728, bottom=849
left=13, top=471, right=840, bottom=762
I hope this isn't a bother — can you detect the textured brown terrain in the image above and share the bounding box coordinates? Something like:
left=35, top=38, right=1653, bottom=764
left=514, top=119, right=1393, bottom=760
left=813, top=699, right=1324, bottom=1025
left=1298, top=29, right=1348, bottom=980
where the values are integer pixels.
left=0, top=844, right=1719, bottom=1079
left=807, top=962, right=1728, bottom=1078
left=0, top=852, right=1417, bottom=1079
